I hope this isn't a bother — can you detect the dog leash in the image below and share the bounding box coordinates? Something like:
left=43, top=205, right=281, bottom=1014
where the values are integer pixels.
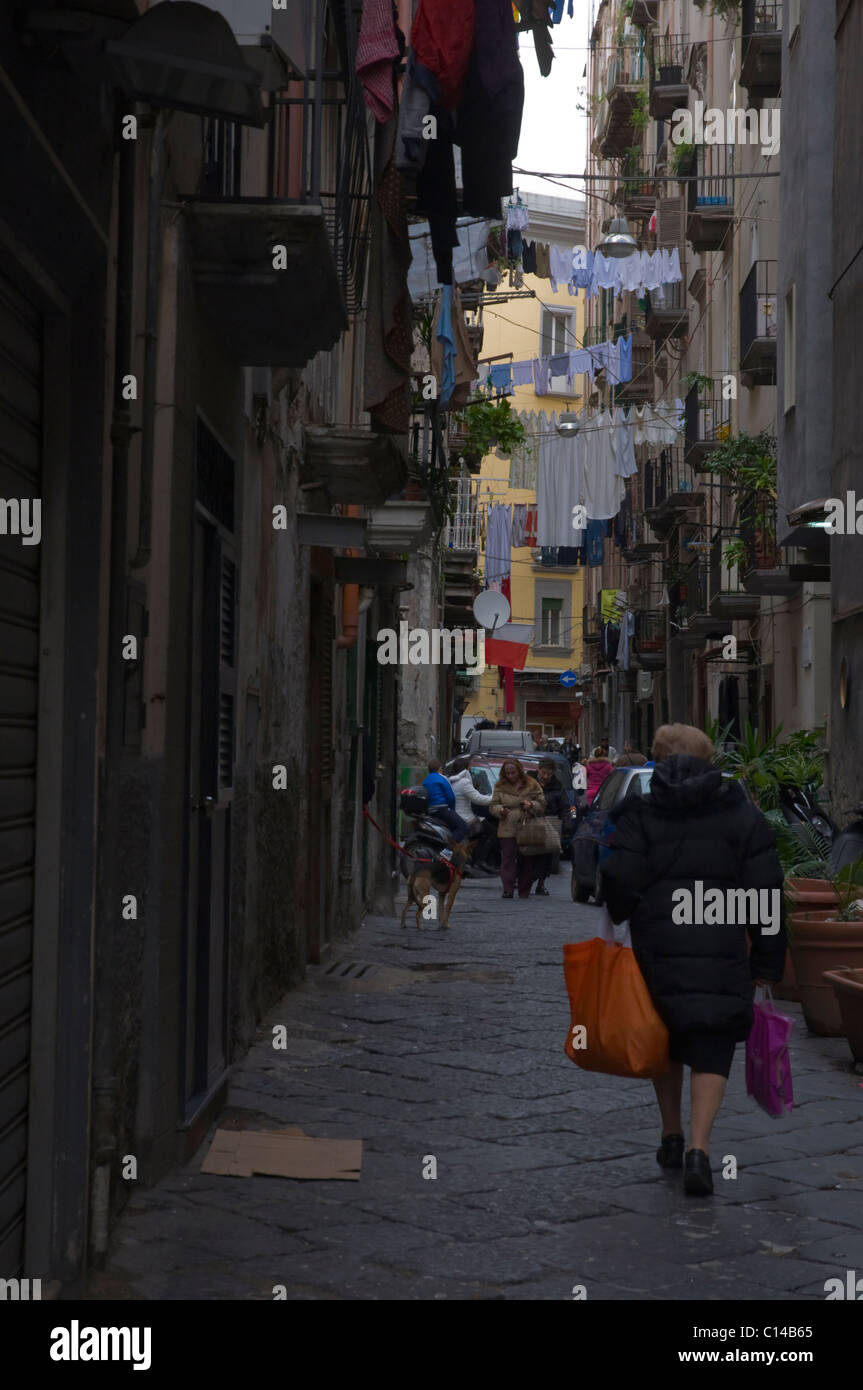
left=362, top=806, right=463, bottom=886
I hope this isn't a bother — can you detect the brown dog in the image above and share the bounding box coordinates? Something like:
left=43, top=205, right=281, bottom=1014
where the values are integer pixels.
left=400, top=837, right=475, bottom=931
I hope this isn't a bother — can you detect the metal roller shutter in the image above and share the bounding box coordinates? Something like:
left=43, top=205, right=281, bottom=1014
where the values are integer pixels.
left=0, top=272, right=41, bottom=1276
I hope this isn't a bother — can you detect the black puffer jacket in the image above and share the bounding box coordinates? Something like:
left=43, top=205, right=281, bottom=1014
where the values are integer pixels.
left=538, top=776, right=568, bottom=819
left=602, top=755, right=786, bottom=1039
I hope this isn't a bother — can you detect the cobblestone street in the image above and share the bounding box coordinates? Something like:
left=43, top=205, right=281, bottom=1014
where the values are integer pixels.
left=92, top=875, right=863, bottom=1302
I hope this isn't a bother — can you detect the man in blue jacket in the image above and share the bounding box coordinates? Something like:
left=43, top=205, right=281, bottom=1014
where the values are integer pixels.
left=422, top=759, right=469, bottom=839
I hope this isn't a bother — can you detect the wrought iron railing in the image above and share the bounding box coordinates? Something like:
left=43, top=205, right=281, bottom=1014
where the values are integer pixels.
left=685, top=386, right=733, bottom=452
left=633, top=609, right=667, bottom=655
left=740, top=490, right=783, bottom=572
left=649, top=35, right=689, bottom=87
left=740, top=259, right=778, bottom=360
left=643, top=446, right=695, bottom=509
left=268, top=0, right=371, bottom=314
left=444, top=475, right=480, bottom=552
left=688, top=143, right=735, bottom=211
left=743, top=0, right=782, bottom=39
left=606, top=42, right=647, bottom=89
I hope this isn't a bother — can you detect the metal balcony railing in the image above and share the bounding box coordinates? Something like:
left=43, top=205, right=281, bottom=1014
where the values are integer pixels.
left=743, top=0, right=782, bottom=38
left=687, top=143, right=735, bottom=212
left=740, top=490, right=782, bottom=573
left=685, top=386, right=733, bottom=461
left=643, top=446, right=695, bottom=510
left=606, top=43, right=647, bottom=90
left=633, top=609, right=667, bottom=656
left=649, top=35, right=689, bottom=86
left=740, top=259, right=777, bottom=372
left=444, top=475, right=480, bottom=552
left=268, top=0, right=371, bottom=315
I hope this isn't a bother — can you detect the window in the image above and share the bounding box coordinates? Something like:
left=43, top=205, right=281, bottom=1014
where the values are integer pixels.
left=594, top=771, right=624, bottom=811
left=540, top=309, right=570, bottom=358
left=541, top=597, right=563, bottom=646
left=784, top=283, right=797, bottom=413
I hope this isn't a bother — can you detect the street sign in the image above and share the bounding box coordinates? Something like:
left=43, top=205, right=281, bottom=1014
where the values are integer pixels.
left=560, top=670, right=577, bottom=688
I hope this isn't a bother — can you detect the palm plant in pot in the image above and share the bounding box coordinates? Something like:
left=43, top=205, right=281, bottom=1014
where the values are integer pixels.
left=787, top=859, right=863, bottom=1037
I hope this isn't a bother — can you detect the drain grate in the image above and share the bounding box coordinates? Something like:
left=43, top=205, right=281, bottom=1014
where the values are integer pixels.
left=324, top=960, right=380, bottom=981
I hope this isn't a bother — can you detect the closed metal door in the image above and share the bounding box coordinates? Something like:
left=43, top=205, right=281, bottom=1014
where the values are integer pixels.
left=0, top=273, right=42, bottom=1274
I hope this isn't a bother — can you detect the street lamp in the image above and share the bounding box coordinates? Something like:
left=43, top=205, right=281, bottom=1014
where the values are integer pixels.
left=556, top=411, right=580, bottom=436
left=596, top=216, right=638, bottom=259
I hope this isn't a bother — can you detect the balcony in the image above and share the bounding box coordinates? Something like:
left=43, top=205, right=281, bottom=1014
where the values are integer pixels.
left=649, top=35, right=690, bottom=120
left=672, top=557, right=721, bottom=645
left=709, top=533, right=762, bottom=621
left=645, top=278, right=688, bottom=343
left=300, top=427, right=408, bottom=505
left=582, top=608, right=601, bottom=646
left=631, top=0, right=659, bottom=27
left=184, top=3, right=370, bottom=367
left=685, top=387, right=733, bottom=469
left=365, top=498, right=435, bottom=553
left=616, top=331, right=654, bottom=403
left=632, top=610, right=667, bottom=670
left=740, top=491, right=799, bottom=595
left=740, top=0, right=782, bottom=102
left=598, top=45, right=648, bottom=159
left=740, top=260, right=777, bottom=388
left=644, top=447, right=705, bottom=538
left=686, top=147, right=734, bottom=253
left=613, top=152, right=657, bottom=220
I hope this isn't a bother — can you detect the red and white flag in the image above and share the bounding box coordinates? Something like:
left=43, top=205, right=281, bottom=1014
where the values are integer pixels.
left=482, top=623, right=533, bottom=670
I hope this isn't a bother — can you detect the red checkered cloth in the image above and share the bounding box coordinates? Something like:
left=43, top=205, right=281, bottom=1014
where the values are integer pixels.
left=356, top=0, right=400, bottom=123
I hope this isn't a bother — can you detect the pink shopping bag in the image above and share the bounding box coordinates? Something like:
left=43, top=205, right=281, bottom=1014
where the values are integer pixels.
left=746, top=991, right=794, bottom=1117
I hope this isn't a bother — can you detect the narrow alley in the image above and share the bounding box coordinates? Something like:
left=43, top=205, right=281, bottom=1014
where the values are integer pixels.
left=91, top=878, right=863, bottom=1302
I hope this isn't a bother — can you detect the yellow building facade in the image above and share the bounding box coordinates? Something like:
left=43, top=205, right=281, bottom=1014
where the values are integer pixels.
left=464, top=194, right=588, bottom=743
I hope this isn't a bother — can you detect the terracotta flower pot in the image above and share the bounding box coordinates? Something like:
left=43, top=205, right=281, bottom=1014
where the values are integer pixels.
left=788, top=915, right=863, bottom=1036
left=785, top=877, right=838, bottom=909
left=823, top=968, right=863, bottom=1063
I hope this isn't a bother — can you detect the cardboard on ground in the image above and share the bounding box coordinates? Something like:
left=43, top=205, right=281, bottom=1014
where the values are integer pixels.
left=201, top=1126, right=362, bottom=1180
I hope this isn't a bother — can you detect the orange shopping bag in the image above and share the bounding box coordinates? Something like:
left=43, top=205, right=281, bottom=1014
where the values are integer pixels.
left=563, top=908, right=669, bottom=1078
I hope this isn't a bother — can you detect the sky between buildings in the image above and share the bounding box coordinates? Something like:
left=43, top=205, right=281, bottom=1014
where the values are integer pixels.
left=515, top=16, right=590, bottom=205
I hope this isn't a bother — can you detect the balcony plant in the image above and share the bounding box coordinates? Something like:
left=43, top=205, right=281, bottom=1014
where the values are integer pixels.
left=451, top=398, right=526, bottom=468
left=670, top=142, right=697, bottom=176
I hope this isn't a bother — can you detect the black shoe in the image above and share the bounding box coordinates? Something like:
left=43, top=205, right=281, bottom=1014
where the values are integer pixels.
left=502, top=891, right=513, bottom=898
left=684, top=1148, right=714, bottom=1196
left=535, top=884, right=549, bottom=895
left=656, top=1133, right=685, bottom=1170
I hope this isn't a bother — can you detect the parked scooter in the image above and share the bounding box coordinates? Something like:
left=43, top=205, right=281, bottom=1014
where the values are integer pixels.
left=777, top=782, right=837, bottom=848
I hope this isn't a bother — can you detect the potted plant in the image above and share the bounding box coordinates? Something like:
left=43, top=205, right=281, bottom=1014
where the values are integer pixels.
left=787, top=860, right=863, bottom=1037
left=764, top=814, right=835, bottom=1002
left=823, top=967, right=863, bottom=1064
left=671, top=141, right=697, bottom=177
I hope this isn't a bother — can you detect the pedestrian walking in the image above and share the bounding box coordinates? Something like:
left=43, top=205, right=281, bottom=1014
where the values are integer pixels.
left=528, top=759, right=568, bottom=896
left=421, top=759, right=469, bottom=839
left=489, top=758, right=545, bottom=898
left=601, top=723, right=786, bottom=1196
left=614, top=740, right=648, bottom=768
left=585, top=746, right=614, bottom=803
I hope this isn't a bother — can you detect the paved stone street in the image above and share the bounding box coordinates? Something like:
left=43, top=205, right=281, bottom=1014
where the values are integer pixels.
left=91, top=875, right=863, bottom=1301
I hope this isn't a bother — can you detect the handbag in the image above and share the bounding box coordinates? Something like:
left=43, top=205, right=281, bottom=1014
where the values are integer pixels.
left=746, top=988, right=794, bottom=1117
left=563, top=907, right=670, bottom=1078
left=515, top=810, right=548, bottom=853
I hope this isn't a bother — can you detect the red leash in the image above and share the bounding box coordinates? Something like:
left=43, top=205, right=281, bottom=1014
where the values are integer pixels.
left=362, top=805, right=463, bottom=886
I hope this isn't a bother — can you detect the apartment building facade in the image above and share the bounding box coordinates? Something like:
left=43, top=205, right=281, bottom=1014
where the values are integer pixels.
left=1, top=0, right=422, bottom=1290
left=579, top=0, right=828, bottom=757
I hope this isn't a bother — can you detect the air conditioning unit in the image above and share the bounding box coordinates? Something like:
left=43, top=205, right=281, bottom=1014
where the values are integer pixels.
left=636, top=670, right=654, bottom=701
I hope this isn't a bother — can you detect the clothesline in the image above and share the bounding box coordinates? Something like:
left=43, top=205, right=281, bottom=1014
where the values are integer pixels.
left=478, top=335, right=634, bottom=397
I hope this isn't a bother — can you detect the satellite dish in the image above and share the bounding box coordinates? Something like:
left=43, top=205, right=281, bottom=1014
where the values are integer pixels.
left=473, top=589, right=511, bottom=631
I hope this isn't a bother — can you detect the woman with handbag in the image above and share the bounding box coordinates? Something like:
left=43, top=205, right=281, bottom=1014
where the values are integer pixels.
left=529, top=760, right=567, bottom=896
left=489, top=758, right=545, bottom=899
left=601, top=723, right=785, bottom=1196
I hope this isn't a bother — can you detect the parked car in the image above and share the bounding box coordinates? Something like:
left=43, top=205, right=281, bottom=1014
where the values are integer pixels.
left=444, top=750, right=576, bottom=870
left=570, top=767, right=745, bottom=904
left=463, top=728, right=535, bottom=756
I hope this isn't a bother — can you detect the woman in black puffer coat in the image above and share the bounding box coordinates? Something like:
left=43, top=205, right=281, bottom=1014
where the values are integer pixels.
left=530, top=760, right=569, bottom=895
left=601, top=723, right=785, bottom=1196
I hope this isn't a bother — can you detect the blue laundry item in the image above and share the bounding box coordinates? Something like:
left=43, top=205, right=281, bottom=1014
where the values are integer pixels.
left=549, top=352, right=569, bottom=377
left=490, top=363, right=512, bottom=395
left=512, top=359, right=533, bottom=386
left=586, top=519, right=605, bottom=567
left=533, top=357, right=550, bottom=396
left=618, top=333, right=633, bottom=382
left=437, top=285, right=456, bottom=406
left=549, top=0, right=573, bottom=21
